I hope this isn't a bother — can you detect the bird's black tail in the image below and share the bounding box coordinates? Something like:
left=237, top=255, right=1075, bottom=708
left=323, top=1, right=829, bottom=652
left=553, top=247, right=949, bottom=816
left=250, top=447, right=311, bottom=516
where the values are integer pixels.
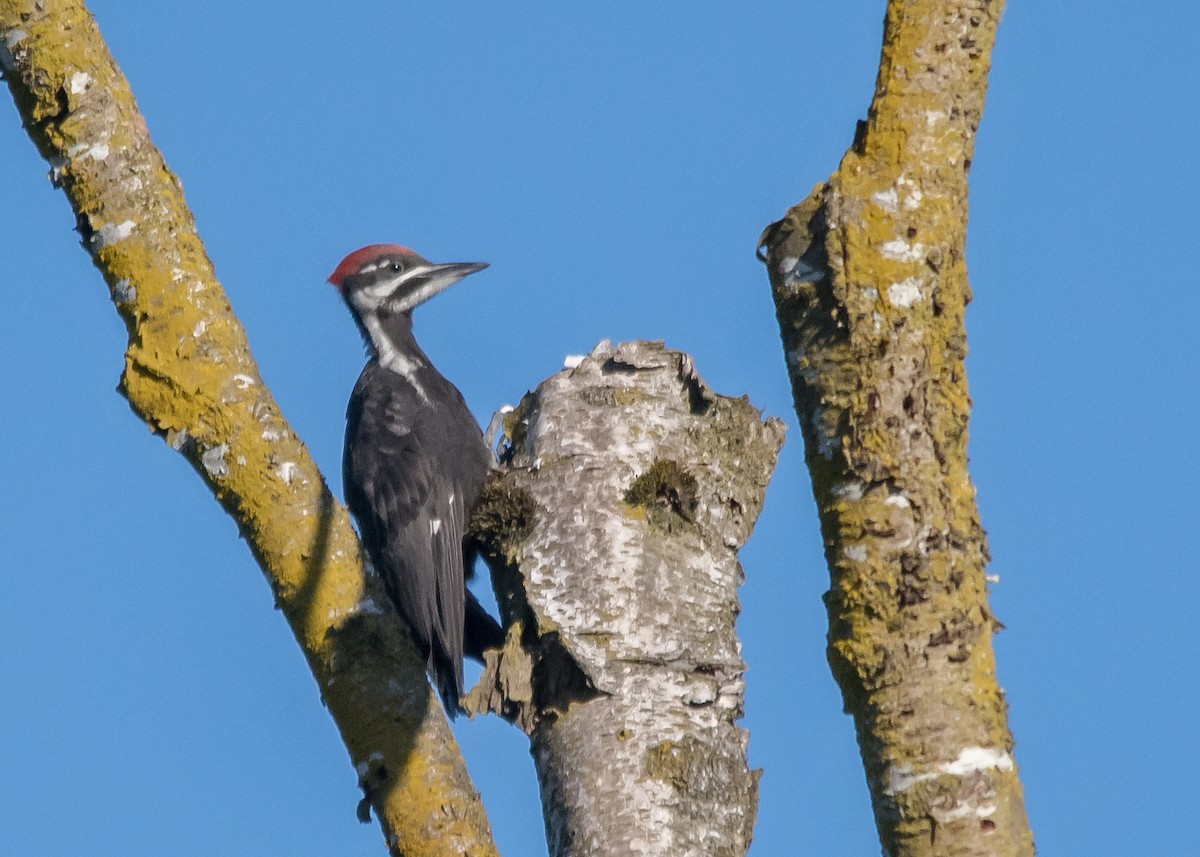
left=430, top=645, right=464, bottom=718
left=433, top=591, right=503, bottom=717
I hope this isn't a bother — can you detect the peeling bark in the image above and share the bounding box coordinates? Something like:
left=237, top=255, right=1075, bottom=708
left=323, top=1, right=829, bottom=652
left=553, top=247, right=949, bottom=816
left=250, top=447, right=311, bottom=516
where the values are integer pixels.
left=0, top=4, right=497, bottom=855
left=469, top=341, right=783, bottom=857
left=758, top=1, right=1033, bottom=855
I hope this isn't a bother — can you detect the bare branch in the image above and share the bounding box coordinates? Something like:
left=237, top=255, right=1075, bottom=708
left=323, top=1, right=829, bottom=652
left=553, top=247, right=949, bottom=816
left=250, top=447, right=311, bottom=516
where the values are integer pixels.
left=759, top=1, right=1033, bottom=854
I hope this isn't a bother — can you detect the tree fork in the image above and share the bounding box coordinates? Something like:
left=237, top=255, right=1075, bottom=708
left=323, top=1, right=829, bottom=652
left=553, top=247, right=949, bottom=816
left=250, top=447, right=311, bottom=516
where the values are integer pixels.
left=758, top=1, right=1033, bottom=855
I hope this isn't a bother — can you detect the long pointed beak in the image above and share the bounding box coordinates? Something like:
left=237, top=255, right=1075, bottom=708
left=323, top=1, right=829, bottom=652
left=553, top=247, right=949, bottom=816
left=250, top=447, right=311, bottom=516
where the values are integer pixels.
left=390, top=261, right=489, bottom=313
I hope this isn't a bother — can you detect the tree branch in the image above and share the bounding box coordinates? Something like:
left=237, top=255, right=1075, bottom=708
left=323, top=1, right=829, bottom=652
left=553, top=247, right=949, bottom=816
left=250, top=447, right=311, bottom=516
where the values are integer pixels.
left=0, top=3, right=497, bottom=854
left=758, top=1, right=1033, bottom=854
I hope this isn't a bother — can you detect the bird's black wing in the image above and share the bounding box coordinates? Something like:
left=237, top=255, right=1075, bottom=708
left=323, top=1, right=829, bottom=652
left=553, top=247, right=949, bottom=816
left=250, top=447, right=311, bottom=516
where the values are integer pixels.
left=343, top=370, right=468, bottom=713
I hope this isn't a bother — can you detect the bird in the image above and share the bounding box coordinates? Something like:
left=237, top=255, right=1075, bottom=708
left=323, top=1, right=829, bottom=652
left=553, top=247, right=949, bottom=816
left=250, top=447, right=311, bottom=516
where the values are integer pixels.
left=328, top=243, right=503, bottom=716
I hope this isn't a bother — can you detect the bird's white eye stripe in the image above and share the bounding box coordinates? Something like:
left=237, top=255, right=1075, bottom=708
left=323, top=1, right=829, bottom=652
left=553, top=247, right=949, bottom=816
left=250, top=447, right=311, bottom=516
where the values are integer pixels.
left=357, top=259, right=409, bottom=276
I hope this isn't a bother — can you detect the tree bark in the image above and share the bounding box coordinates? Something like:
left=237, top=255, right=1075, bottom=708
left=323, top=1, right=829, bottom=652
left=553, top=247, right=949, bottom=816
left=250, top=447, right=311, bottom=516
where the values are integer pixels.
left=757, top=1, right=1033, bottom=855
left=469, top=340, right=783, bottom=857
left=0, top=4, right=498, bottom=855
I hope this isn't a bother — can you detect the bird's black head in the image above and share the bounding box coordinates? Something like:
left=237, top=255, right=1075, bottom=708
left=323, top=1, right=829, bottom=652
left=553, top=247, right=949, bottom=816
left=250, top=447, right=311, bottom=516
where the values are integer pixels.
left=328, top=244, right=489, bottom=320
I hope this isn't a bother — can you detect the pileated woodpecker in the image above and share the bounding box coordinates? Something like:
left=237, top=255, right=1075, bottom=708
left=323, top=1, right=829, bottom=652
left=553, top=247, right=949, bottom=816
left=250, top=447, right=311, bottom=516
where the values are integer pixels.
left=328, top=244, right=502, bottom=715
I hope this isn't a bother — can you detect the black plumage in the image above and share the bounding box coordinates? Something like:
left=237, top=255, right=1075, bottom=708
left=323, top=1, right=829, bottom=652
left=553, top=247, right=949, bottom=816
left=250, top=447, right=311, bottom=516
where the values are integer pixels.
left=331, top=245, right=501, bottom=715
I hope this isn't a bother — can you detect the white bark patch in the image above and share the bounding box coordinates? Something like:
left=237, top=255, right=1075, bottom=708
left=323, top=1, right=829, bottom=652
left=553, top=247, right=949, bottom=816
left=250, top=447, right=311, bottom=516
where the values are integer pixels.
left=113, top=279, right=136, bottom=303
left=887, top=277, right=924, bottom=308
left=885, top=764, right=939, bottom=795
left=941, top=746, right=1014, bottom=776
left=201, top=443, right=229, bottom=478
left=68, top=71, right=92, bottom=94
left=896, top=175, right=924, bottom=211
left=68, top=138, right=111, bottom=162
left=192, top=319, right=207, bottom=338
left=871, top=176, right=925, bottom=214
left=871, top=187, right=900, bottom=212
left=883, top=747, right=1015, bottom=796
left=93, top=220, right=136, bottom=248
left=274, top=461, right=298, bottom=485
left=879, top=239, right=926, bottom=263
left=843, top=544, right=867, bottom=562
left=231, top=374, right=255, bottom=389
left=563, top=354, right=585, bottom=369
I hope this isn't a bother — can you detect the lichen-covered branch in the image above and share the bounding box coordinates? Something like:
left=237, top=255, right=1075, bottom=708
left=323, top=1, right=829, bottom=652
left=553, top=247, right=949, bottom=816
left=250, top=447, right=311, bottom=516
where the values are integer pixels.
left=758, top=1, right=1033, bottom=855
left=0, top=3, right=497, bottom=855
left=468, top=340, right=783, bottom=857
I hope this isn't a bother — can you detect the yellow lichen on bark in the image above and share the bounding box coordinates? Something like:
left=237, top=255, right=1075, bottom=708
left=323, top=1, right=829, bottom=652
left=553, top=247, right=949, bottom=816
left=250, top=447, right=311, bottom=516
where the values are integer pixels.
left=761, top=1, right=1032, bottom=855
left=1, top=3, right=498, bottom=855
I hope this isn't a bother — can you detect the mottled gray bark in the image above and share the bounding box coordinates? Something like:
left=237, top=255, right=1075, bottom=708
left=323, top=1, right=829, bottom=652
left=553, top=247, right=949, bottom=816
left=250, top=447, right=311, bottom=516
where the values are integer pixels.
left=468, top=340, right=783, bottom=857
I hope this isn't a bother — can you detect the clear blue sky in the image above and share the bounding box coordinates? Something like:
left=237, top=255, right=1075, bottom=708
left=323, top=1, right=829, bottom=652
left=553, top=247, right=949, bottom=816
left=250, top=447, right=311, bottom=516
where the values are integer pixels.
left=3, top=3, right=1196, bottom=855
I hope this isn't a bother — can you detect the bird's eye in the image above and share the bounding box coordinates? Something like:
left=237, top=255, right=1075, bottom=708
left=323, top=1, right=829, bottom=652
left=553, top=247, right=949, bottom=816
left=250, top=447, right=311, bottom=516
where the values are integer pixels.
left=389, top=261, right=404, bottom=272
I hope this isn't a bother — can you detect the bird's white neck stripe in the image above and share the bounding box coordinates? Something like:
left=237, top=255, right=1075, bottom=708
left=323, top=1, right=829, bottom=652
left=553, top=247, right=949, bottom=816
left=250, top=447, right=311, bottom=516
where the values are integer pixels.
left=362, top=314, right=429, bottom=402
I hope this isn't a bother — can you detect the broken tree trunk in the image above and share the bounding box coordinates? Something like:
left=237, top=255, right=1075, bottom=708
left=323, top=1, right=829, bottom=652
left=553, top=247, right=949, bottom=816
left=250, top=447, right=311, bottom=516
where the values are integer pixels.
left=469, top=340, right=783, bottom=857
